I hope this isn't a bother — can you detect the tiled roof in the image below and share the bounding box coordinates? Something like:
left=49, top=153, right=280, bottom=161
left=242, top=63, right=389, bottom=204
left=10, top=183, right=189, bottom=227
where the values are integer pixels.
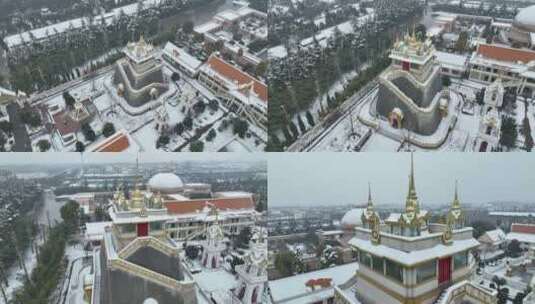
left=92, top=131, right=130, bottom=152
left=476, top=44, right=535, bottom=64
left=205, top=55, right=267, bottom=103
left=164, top=197, right=254, bottom=214
left=511, top=223, right=535, bottom=234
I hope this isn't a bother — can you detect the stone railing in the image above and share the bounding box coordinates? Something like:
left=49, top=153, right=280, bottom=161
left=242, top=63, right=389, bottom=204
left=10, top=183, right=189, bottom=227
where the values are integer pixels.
left=333, top=286, right=359, bottom=304
left=434, top=281, right=497, bottom=304
left=118, top=236, right=177, bottom=259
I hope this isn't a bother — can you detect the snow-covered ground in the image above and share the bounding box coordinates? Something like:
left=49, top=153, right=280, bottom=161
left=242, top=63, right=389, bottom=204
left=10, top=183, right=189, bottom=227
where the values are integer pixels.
left=33, top=51, right=265, bottom=152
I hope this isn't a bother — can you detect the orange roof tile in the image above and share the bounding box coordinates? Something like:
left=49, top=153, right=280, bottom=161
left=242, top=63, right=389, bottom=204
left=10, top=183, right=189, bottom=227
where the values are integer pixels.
left=205, top=55, right=267, bottom=103
left=477, top=44, right=535, bottom=64
left=92, top=132, right=130, bottom=152
left=164, top=197, right=254, bottom=214
left=511, top=223, right=535, bottom=234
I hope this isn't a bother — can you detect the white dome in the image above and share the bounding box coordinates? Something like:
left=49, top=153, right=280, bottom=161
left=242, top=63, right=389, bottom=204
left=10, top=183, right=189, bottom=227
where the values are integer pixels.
left=514, top=5, right=535, bottom=32
left=143, top=298, right=158, bottom=304
left=341, top=208, right=365, bottom=228
left=148, top=173, right=183, bottom=194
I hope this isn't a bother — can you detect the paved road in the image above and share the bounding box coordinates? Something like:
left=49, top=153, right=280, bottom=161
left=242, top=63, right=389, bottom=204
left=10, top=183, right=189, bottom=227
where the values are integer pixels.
left=6, top=102, right=31, bottom=151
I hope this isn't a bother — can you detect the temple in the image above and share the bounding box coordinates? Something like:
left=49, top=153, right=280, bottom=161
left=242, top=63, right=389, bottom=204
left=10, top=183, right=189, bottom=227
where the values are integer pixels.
left=333, top=155, right=496, bottom=304
left=376, top=32, right=446, bottom=135
left=83, top=172, right=267, bottom=304
left=113, top=36, right=169, bottom=107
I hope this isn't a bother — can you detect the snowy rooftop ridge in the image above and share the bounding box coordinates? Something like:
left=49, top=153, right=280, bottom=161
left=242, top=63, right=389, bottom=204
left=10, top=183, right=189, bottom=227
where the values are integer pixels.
left=162, top=42, right=202, bottom=73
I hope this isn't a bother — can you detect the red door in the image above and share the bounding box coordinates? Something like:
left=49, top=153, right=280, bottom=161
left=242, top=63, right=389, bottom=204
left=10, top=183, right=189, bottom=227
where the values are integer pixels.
left=438, top=257, right=452, bottom=284
left=402, top=61, right=410, bottom=71
left=137, top=222, right=148, bottom=237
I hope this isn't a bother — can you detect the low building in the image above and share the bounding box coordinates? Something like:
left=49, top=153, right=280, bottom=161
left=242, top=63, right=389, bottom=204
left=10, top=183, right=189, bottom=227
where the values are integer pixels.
left=161, top=42, right=203, bottom=78
left=46, top=98, right=97, bottom=147
left=468, top=44, right=535, bottom=98
left=91, top=130, right=132, bottom=152
left=269, top=262, right=358, bottom=304
left=435, top=51, right=469, bottom=78
left=478, top=229, right=506, bottom=262
left=506, top=223, right=535, bottom=249
left=198, top=55, right=267, bottom=130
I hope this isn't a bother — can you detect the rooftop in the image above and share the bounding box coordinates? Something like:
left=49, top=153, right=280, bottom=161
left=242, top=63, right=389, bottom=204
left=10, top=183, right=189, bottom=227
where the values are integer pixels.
left=268, top=262, right=358, bottom=303
left=91, top=130, right=131, bottom=152
left=202, top=55, right=267, bottom=103
left=475, top=44, right=535, bottom=64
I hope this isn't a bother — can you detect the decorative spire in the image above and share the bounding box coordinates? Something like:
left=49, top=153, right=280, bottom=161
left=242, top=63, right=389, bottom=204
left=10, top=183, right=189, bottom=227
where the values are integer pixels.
left=452, top=180, right=460, bottom=209
left=367, top=182, right=373, bottom=208
left=405, top=153, right=419, bottom=214
left=447, top=180, right=464, bottom=229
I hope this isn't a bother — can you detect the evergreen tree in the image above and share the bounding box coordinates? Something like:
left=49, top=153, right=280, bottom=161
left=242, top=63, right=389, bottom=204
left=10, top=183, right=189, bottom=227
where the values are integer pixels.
left=306, top=111, right=315, bottom=127
left=297, top=115, right=307, bottom=133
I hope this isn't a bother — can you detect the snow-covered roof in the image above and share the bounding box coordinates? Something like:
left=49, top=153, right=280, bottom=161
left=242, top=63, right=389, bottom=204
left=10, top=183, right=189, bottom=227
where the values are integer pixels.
left=268, top=262, right=358, bottom=303
left=85, top=221, right=112, bottom=241
left=489, top=211, right=535, bottom=217
left=194, top=21, right=222, bottom=34
left=480, top=229, right=506, bottom=245
left=192, top=268, right=239, bottom=293
left=268, top=45, right=288, bottom=59
left=349, top=237, right=479, bottom=266
left=213, top=191, right=252, bottom=199
left=199, top=55, right=267, bottom=108
left=506, top=232, right=535, bottom=244
left=435, top=51, right=468, bottom=71
left=162, top=42, right=202, bottom=74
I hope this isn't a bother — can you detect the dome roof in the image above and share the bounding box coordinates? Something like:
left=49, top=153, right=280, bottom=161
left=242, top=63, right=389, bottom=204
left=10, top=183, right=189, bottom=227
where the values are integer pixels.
left=148, top=173, right=183, bottom=193
left=341, top=208, right=365, bottom=228
left=514, top=5, right=535, bottom=32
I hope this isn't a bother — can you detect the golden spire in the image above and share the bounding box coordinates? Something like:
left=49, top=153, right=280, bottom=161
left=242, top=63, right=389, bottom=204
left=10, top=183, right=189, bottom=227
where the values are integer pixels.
left=405, top=153, right=419, bottom=214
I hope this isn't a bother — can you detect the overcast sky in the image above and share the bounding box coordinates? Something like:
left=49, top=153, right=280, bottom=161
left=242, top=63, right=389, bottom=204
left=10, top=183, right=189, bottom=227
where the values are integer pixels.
left=268, top=153, right=535, bottom=207
left=0, top=153, right=265, bottom=166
